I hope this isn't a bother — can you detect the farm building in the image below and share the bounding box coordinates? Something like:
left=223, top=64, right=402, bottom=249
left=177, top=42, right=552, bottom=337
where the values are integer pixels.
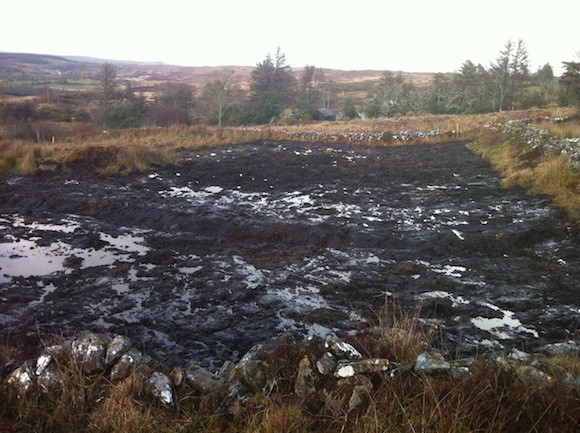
left=313, top=108, right=336, bottom=121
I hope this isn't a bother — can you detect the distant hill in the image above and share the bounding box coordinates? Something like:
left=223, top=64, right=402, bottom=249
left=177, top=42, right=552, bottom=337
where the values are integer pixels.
left=63, top=55, right=167, bottom=66
left=0, top=51, right=434, bottom=99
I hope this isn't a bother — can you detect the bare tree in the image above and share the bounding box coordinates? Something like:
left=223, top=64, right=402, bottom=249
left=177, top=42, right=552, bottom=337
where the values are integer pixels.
left=203, top=70, right=236, bottom=127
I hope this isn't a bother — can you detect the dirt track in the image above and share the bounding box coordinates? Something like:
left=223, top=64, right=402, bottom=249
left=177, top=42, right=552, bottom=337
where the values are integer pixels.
left=0, top=141, right=578, bottom=368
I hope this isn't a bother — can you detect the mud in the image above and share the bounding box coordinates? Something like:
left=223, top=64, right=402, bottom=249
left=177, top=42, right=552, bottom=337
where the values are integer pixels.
left=0, top=141, right=577, bottom=369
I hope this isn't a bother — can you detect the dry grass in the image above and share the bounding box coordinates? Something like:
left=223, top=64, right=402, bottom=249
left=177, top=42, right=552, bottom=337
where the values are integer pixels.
left=0, top=108, right=575, bottom=177
left=1, top=303, right=579, bottom=433
left=472, top=115, right=580, bottom=220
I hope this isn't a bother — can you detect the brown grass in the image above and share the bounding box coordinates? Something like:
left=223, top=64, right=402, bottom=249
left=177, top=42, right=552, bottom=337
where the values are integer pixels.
left=0, top=108, right=575, bottom=177
left=1, top=304, right=579, bottom=433
left=472, top=116, right=580, bottom=220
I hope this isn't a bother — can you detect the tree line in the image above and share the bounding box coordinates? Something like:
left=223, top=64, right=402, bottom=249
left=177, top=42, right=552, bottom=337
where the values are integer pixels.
left=1, top=40, right=579, bottom=137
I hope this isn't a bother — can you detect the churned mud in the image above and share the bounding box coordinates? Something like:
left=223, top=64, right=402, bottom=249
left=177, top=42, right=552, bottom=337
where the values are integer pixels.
left=0, top=141, right=577, bottom=368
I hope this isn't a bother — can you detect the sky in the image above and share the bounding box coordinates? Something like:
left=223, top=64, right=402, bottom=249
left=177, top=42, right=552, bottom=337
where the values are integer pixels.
left=1, top=0, right=578, bottom=75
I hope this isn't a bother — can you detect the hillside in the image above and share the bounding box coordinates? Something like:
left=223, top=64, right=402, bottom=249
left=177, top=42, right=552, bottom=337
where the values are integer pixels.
left=0, top=51, right=434, bottom=96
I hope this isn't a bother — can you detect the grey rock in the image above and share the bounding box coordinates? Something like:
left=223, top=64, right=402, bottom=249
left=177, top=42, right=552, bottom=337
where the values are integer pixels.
left=37, top=363, right=63, bottom=393
left=335, top=358, right=390, bottom=378
left=541, top=340, right=579, bottom=357
left=515, top=365, right=553, bottom=387
left=72, top=333, right=110, bottom=373
left=233, top=344, right=267, bottom=392
left=185, top=365, right=225, bottom=393
left=414, top=351, right=451, bottom=374
left=450, top=366, right=470, bottom=380
left=35, top=354, right=53, bottom=376
left=316, top=352, right=337, bottom=375
left=563, top=373, right=580, bottom=388
left=105, top=335, right=132, bottom=366
left=218, top=360, right=235, bottom=378
left=145, top=371, right=174, bottom=406
left=223, top=379, right=253, bottom=415
left=325, top=335, right=362, bottom=360
left=1, top=359, right=22, bottom=378
left=110, top=348, right=142, bottom=381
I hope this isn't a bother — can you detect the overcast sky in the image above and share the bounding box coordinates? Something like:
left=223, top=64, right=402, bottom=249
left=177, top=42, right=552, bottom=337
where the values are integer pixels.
left=2, top=0, right=578, bottom=75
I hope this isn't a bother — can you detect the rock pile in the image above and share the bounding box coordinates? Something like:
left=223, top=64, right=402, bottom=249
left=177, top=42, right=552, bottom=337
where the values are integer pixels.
left=501, top=117, right=579, bottom=169
left=2, top=332, right=579, bottom=412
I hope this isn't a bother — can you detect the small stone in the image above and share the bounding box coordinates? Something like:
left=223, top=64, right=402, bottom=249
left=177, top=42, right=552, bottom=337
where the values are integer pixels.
left=295, top=356, right=316, bottom=396
left=335, top=358, right=390, bottom=378
left=325, top=335, right=363, bottom=360
left=414, top=351, right=450, bottom=374
left=110, top=348, right=142, bottom=381
left=72, top=333, right=110, bottom=373
left=185, top=365, right=225, bottom=393
left=145, top=372, right=174, bottom=406
left=105, top=335, right=132, bottom=366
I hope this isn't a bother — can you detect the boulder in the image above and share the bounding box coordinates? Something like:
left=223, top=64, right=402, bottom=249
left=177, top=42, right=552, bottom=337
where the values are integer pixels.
left=37, top=363, right=63, bottom=393
left=110, top=348, right=142, bottom=381
left=35, top=354, right=53, bottom=376
left=316, top=352, right=337, bottom=376
left=233, top=344, right=267, bottom=392
left=218, top=360, right=236, bottom=378
left=414, top=351, right=450, bottom=374
left=335, top=358, right=390, bottom=378
left=105, top=335, right=132, bottom=366
left=145, top=371, right=174, bottom=406
left=72, top=333, right=110, bottom=373
left=515, top=366, right=553, bottom=387
left=185, top=365, right=225, bottom=394
left=325, top=335, right=362, bottom=360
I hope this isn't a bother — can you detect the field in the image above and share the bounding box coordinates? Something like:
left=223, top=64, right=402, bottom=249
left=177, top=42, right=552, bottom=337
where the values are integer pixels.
left=0, top=57, right=579, bottom=432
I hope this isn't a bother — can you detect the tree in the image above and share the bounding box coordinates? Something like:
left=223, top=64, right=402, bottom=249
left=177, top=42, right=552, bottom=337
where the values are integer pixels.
left=342, top=98, right=359, bottom=119
left=490, top=40, right=513, bottom=111
left=490, top=39, right=529, bottom=111
left=298, top=65, right=323, bottom=110
left=97, top=62, right=118, bottom=107
left=365, top=71, right=417, bottom=117
left=509, top=39, right=530, bottom=110
left=534, top=63, right=554, bottom=84
left=250, top=47, right=296, bottom=123
left=203, top=71, right=236, bottom=127
left=158, top=83, right=195, bottom=124
left=560, top=55, right=580, bottom=106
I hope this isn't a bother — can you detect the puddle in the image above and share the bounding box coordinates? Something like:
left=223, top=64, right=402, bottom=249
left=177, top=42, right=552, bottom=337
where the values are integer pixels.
left=0, top=215, right=149, bottom=283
